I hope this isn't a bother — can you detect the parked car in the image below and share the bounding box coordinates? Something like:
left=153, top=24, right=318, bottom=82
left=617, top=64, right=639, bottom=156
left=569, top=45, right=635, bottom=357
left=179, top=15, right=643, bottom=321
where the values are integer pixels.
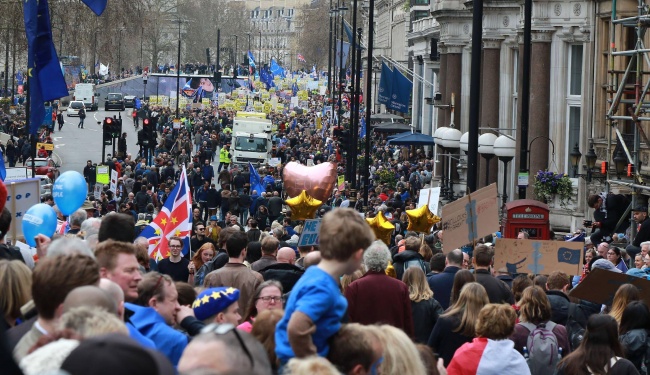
left=105, top=93, right=125, bottom=111
left=124, top=95, right=137, bottom=108
left=66, top=101, right=86, bottom=117
left=39, top=175, right=53, bottom=202
left=25, top=158, right=60, bottom=181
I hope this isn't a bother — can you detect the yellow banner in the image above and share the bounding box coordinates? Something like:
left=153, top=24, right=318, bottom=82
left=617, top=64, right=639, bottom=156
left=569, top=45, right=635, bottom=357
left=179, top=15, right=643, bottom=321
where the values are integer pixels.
left=202, top=98, right=211, bottom=106
left=37, top=142, right=54, bottom=151
left=316, top=117, right=322, bottom=130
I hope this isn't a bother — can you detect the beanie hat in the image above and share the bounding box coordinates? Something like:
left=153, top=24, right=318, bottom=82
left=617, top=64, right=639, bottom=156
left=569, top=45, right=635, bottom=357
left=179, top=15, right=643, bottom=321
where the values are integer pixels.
left=61, top=334, right=174, bottom=375
left=192, top=287, right=240, bottom=321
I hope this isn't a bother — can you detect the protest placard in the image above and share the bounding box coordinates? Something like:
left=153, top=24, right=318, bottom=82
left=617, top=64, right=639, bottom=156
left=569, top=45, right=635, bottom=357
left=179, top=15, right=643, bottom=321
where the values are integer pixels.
left=570, top=268, right=650, bottom=306
left=298, top=219, right=321, bottom=247
left=493, top=238, right=583, bottom=275
left=7, top=179, right=40, bottom=243
left=441, top=183, right=499, bottom=253
left=418, top=187, right=440, bottom=215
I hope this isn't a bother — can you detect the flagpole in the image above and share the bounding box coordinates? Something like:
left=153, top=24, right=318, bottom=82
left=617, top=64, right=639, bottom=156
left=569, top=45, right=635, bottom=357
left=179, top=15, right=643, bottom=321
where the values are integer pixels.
left=25, top=73, right=35, bottom=178
left=363, top=0, right=375, bottom=210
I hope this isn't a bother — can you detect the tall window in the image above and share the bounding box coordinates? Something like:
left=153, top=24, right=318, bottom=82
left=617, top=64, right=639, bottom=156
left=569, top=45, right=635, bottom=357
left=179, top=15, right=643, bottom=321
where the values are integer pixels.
left=567, top=44, right=583, bottom=177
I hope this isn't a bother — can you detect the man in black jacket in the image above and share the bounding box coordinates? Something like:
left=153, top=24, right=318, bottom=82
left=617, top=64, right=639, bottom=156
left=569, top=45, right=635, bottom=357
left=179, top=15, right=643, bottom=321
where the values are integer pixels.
left=427, top=249, right=463, bottom=310
left=473, top=244, right=514, bottom=304
left=626, top=205, right=650, bottom=258
left=587, top=193, right=630, bottom=244
left=259, top=247, right=304, bottom=293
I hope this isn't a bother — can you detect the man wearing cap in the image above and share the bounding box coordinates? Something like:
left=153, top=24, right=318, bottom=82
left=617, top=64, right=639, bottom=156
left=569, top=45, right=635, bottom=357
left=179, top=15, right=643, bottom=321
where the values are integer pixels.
left=626, top=205, right=650, bottom=258
left=192, top=287, right=241, bottom=325
left=218, top=144, right=231, bottom=172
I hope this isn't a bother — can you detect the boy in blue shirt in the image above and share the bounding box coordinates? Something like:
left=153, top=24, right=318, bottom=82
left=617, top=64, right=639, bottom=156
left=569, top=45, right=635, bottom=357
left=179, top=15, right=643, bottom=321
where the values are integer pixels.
left=275, top=208, right=376, bottom=363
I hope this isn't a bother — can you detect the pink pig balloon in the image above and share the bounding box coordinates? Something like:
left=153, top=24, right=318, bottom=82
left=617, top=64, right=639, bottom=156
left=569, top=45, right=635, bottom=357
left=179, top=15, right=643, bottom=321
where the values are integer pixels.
left=283, top=162, right=338, bottom=201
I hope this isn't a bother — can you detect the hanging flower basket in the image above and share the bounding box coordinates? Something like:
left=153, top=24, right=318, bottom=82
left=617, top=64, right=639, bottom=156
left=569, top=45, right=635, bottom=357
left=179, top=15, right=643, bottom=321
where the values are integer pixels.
left=533, top=170, right=574, bottom=209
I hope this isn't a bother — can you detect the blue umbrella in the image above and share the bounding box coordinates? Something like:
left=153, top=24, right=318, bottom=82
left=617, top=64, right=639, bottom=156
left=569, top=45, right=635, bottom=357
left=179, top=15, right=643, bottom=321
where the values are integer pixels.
left=387, top=132, right=436, bottom=146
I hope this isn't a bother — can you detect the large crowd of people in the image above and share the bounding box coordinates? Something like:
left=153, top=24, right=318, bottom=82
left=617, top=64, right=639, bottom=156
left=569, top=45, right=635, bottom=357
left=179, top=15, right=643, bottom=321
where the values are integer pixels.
left=2, top=85, right=650, bottom=375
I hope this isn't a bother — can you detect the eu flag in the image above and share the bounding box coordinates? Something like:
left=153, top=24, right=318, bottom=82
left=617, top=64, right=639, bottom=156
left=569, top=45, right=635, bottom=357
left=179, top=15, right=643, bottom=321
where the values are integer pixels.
left=23, top=0, right=68, bottom=135
left=249, top=162, right=265, bottom=196
left=557, top=247, right=581, bottom=265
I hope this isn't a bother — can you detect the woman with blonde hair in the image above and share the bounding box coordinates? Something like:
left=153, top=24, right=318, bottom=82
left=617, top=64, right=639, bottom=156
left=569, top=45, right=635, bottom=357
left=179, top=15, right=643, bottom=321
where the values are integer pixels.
left=609, top=283, right=641, bottom=325
left=0, top=260, right=32, bottom=327
left=428, top=282, right=490, bottom=365
left=510, top=286, right=570, bottom=356
left=376, top=324, right=427, bottom=375
left=188, top=242, right=216, bottom=286
left=402, top=267, right=443, bottom=343
left=448, top=304, right=530, bottom=374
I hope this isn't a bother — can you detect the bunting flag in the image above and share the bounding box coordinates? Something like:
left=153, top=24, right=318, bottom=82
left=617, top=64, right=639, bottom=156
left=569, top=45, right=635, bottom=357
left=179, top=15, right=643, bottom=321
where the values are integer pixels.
left=248, top=51, right=256, bottom=68
left=386, top=67, right=412, bottom=113
left=80, top=0, right=107, bottom=16
left=377, top=62, right=392, bottom=105
left=140, top=166, right=193, bottom=261
left=23, top=0, right=68, bottom=135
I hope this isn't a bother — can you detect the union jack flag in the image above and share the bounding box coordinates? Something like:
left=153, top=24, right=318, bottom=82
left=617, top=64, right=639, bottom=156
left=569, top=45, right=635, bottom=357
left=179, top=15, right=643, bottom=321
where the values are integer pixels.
left=297, top=53, right=306, bottom=63
left=140, top=166, right=193, bottom=261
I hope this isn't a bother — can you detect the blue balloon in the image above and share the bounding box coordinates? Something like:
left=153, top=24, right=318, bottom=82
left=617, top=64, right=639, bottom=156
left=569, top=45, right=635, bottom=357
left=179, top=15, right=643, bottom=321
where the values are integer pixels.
left=22, top=204, right=57, bottom=247
left=53, top=171, right=88, bottom=216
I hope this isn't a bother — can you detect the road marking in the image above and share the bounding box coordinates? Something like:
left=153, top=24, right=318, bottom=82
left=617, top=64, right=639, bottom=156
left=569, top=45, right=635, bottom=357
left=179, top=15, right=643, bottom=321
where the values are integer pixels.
left=55, top=144, right=65, bottom=148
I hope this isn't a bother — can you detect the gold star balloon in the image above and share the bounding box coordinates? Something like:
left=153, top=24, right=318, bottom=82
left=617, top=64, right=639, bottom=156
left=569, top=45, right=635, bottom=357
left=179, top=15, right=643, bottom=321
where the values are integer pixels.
left=406, top=205, right=441, bottom=233
left=285, top=190, right=322, bottom=220
left=366, top=211, right=395, bottom=245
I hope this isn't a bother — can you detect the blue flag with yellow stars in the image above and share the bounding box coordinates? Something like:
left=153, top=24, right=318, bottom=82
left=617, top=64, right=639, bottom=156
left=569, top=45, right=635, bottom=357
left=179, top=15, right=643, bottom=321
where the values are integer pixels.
left=23, top=0, right=69, bottom=135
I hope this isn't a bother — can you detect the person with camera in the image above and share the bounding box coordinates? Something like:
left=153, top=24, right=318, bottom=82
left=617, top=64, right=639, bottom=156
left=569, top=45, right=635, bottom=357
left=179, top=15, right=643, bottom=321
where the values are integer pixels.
left=586, top=193, right=630, bottom=244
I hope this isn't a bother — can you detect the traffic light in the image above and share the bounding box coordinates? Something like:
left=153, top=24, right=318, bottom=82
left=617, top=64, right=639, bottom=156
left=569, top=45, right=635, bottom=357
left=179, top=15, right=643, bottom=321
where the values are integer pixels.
left=103, top=117, right=114, bottom=145
left=141, top=118, right=151, bottom=147
left=337, top=130, right=351, bottom=150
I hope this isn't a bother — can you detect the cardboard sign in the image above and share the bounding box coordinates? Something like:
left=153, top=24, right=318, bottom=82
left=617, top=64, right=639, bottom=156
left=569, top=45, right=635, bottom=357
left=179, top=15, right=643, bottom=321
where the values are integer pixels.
left=109, top=170, right=118, bottom=194
left=493, top=238, right=583, bottom=275
left=570, top=268, right=650, bottom=306
left=93, top=183, right=103, bottom=200
left=441, top=183, right=500, bottom=252
left=269, top=158, right=281, bottom=167
left=7, top=179, right=40, bottom=243
left=298, top=219, right=321, bottom=247
left=4, top=167, right=29, bottom=182
left=37, top=142, right=54, bottom=151
left=96, top=166, right=109, bottom=185
left=418, top=187, right=441, bottom=215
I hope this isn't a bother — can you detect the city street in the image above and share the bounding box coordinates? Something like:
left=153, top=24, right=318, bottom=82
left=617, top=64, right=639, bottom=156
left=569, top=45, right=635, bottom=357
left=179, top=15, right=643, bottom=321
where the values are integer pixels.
left=54, top=107, right=140, bottom=174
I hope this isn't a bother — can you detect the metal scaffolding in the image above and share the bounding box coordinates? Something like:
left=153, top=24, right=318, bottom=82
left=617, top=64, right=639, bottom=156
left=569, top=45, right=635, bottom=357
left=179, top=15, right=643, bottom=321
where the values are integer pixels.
left=606, top=0, right=650, bottom=237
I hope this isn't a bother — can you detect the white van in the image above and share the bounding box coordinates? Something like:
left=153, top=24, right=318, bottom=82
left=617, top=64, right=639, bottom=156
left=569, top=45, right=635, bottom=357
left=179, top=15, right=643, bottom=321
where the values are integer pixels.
left=73, top=83, right=98, bottom=111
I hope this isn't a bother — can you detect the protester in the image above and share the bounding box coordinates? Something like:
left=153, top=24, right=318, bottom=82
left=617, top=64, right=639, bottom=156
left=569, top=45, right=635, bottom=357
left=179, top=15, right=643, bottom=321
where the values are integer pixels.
left=188, top=242, right=216, bottom=286
left=428, top=282, right=490, bottom=365
left=192, top=287, right=241, bottom=325
left=275, top=208, right=375, bottom=364
left=345, top=240, right=414, bottom=337
left=427, top=249, right=463, bottom=310
left=447, top=304, right=530, bottom=374
left=402, top=267, right=443, bottom=344
left=556, top=314, right=639, bottom=374
left=609, top=284, right=641, bottom=325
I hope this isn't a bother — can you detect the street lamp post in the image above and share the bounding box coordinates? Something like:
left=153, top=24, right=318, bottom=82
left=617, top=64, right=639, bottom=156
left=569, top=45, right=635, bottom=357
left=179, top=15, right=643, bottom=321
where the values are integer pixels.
left=337, top=3, right=347, bottom=129
left=494, top=135, right=516, bottom=208
left=363, top=0, right=376, bottom=209
left=477, top=133, right=497, bottom=187
left=118, top=28, right=124, bottom=77
left=234, top=35, right=238, bottom=78
left=328, top=7, right=338, bottom=103
left=258, top=31, right=262, bottom=65
left=174, top=19, right=182, bottom=119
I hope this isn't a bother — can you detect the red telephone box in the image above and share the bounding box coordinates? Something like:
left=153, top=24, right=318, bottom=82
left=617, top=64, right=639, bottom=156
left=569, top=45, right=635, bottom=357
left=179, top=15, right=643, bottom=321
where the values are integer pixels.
left=502, top=199, right=551, bottom=240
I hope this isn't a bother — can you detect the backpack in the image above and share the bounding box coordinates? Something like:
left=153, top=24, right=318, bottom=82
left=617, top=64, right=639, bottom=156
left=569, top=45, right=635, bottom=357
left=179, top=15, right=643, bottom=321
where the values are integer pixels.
left=520, top=321, right=561, bottom=375
left=566, top=302, right=587, bottom=351
left=403, top=258, right=427, bottom=275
